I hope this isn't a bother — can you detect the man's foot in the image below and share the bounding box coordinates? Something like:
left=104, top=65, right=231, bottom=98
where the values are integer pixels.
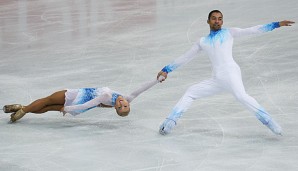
left=265, top=119, right=282, bottom=135
left=3, top=104, right=23, bottom=113
left=159, top=118, right=177, bottom=135
left=10, top=109, right=26, bottom=123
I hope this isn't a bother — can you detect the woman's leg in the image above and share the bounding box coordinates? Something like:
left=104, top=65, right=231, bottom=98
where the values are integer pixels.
left=23, top=90, right=66, bottom=114
left=10, top=90, right=66, bottom=122
left=32, top=105, right=64, bottom=114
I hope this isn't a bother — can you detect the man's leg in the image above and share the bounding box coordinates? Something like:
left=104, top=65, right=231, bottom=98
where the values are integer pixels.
left=160, top=78, right=223, bottom=135
left=225, top=68, right=282, bottom=135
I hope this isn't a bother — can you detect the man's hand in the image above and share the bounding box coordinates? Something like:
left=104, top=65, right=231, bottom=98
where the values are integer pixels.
left=159, top=118, right=176, bottom=135
left=157, top=71, right=168, bottom=83
left=279, top=20, right=295, bottom=27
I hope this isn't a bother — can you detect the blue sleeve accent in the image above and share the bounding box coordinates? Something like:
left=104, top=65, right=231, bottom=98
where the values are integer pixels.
left=273, top=22, right=280, bottom=28
left=259, top=22, right=280, bottom=32
left=161, top=66, right=170, bottom=73
left=111, top=93, right=121, bottom=106
left=162, top=65, right=177, bottom=73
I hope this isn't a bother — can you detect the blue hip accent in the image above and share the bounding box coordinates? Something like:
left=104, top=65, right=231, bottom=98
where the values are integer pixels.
left=75, top=88, right=97, bottom=113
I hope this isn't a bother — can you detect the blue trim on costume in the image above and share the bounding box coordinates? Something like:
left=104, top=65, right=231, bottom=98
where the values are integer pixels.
left=259, top=22, right=280, bottom=32
left=111, top=93, right=121, bottom=106
left=79, top=88, right=97, bottom=103
left=168, top=107, right=183, bottom=122
left=162, top=65, right=177, bottom=73
left=76, top=88, right=97, bottom=113
left=204, top=28, right=228, bottom=45
left=255, top=107, right=271, bottom=125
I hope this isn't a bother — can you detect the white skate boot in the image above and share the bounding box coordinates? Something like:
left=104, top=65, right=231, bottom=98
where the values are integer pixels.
left=265, top=119, right=282, bottom=135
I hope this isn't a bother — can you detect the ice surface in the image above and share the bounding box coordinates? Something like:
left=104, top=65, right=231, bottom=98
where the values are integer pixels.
left=1, top=0, right=298, bottom=170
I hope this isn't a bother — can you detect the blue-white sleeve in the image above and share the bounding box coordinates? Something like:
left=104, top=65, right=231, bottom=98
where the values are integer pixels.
left=64, top=96, right=104, bottom=113
left=229, top=22, right=280, bottom=38
left=126, top=79, right=159, bottom=102
left=161, top=41, right=202, bottom=73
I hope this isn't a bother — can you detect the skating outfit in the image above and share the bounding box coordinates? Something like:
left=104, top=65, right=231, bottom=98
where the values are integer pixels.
left=64, top=79, right=159, bottom=115
left=160, top=22, right=282, bottom=135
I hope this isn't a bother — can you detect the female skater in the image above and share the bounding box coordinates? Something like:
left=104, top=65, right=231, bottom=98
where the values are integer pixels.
left=4, top=76, right=164, bottom=122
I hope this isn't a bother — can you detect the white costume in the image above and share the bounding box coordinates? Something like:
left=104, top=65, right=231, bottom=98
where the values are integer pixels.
left=64, top=79, right=160, bottom=115
left=159, top=22, right=282, bottom=135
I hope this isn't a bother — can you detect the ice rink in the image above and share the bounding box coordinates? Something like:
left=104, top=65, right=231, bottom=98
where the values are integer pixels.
left=1, top=0, right=298, bottom=170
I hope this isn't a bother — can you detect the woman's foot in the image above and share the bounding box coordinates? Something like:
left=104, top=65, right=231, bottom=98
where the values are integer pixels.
left=10, top=109, right=26, bottom=123
left=3, top=104, right=23, bottom=113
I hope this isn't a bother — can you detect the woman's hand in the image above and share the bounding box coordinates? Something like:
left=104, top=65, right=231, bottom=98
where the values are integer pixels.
left=157, top=71, right=168, bottom=83
left=60, top=107, right=67, bottom=116
left=279, top=20, right=295, bottom=27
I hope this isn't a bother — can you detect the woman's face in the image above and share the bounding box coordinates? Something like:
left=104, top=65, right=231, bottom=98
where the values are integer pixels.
left=115, top=96, right=130, bottom=116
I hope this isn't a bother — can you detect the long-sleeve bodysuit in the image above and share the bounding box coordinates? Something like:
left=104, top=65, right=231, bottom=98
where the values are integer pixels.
left=161, top=22, right=282, bottom=134
left=64, top=79, right=159, bottom=115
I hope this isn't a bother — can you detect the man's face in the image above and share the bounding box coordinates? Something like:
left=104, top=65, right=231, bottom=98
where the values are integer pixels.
left=207, top=12, right=223, bottom=31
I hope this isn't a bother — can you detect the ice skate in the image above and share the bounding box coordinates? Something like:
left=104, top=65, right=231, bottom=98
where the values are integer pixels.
left=265, top=119, right=282, bottom=135
left=3, top=104, right=23, bottom=113
left=10, top=109, right=26, bottom=123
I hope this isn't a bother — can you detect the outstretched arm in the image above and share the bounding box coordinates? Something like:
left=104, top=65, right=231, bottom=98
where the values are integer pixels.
left=157, top=42, right=202, bottom=82
left=126, top=76, right=165, bottom=102
left=230, top=20, right=295, bottom=38
left=63, top=96, right=105, bottom=114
